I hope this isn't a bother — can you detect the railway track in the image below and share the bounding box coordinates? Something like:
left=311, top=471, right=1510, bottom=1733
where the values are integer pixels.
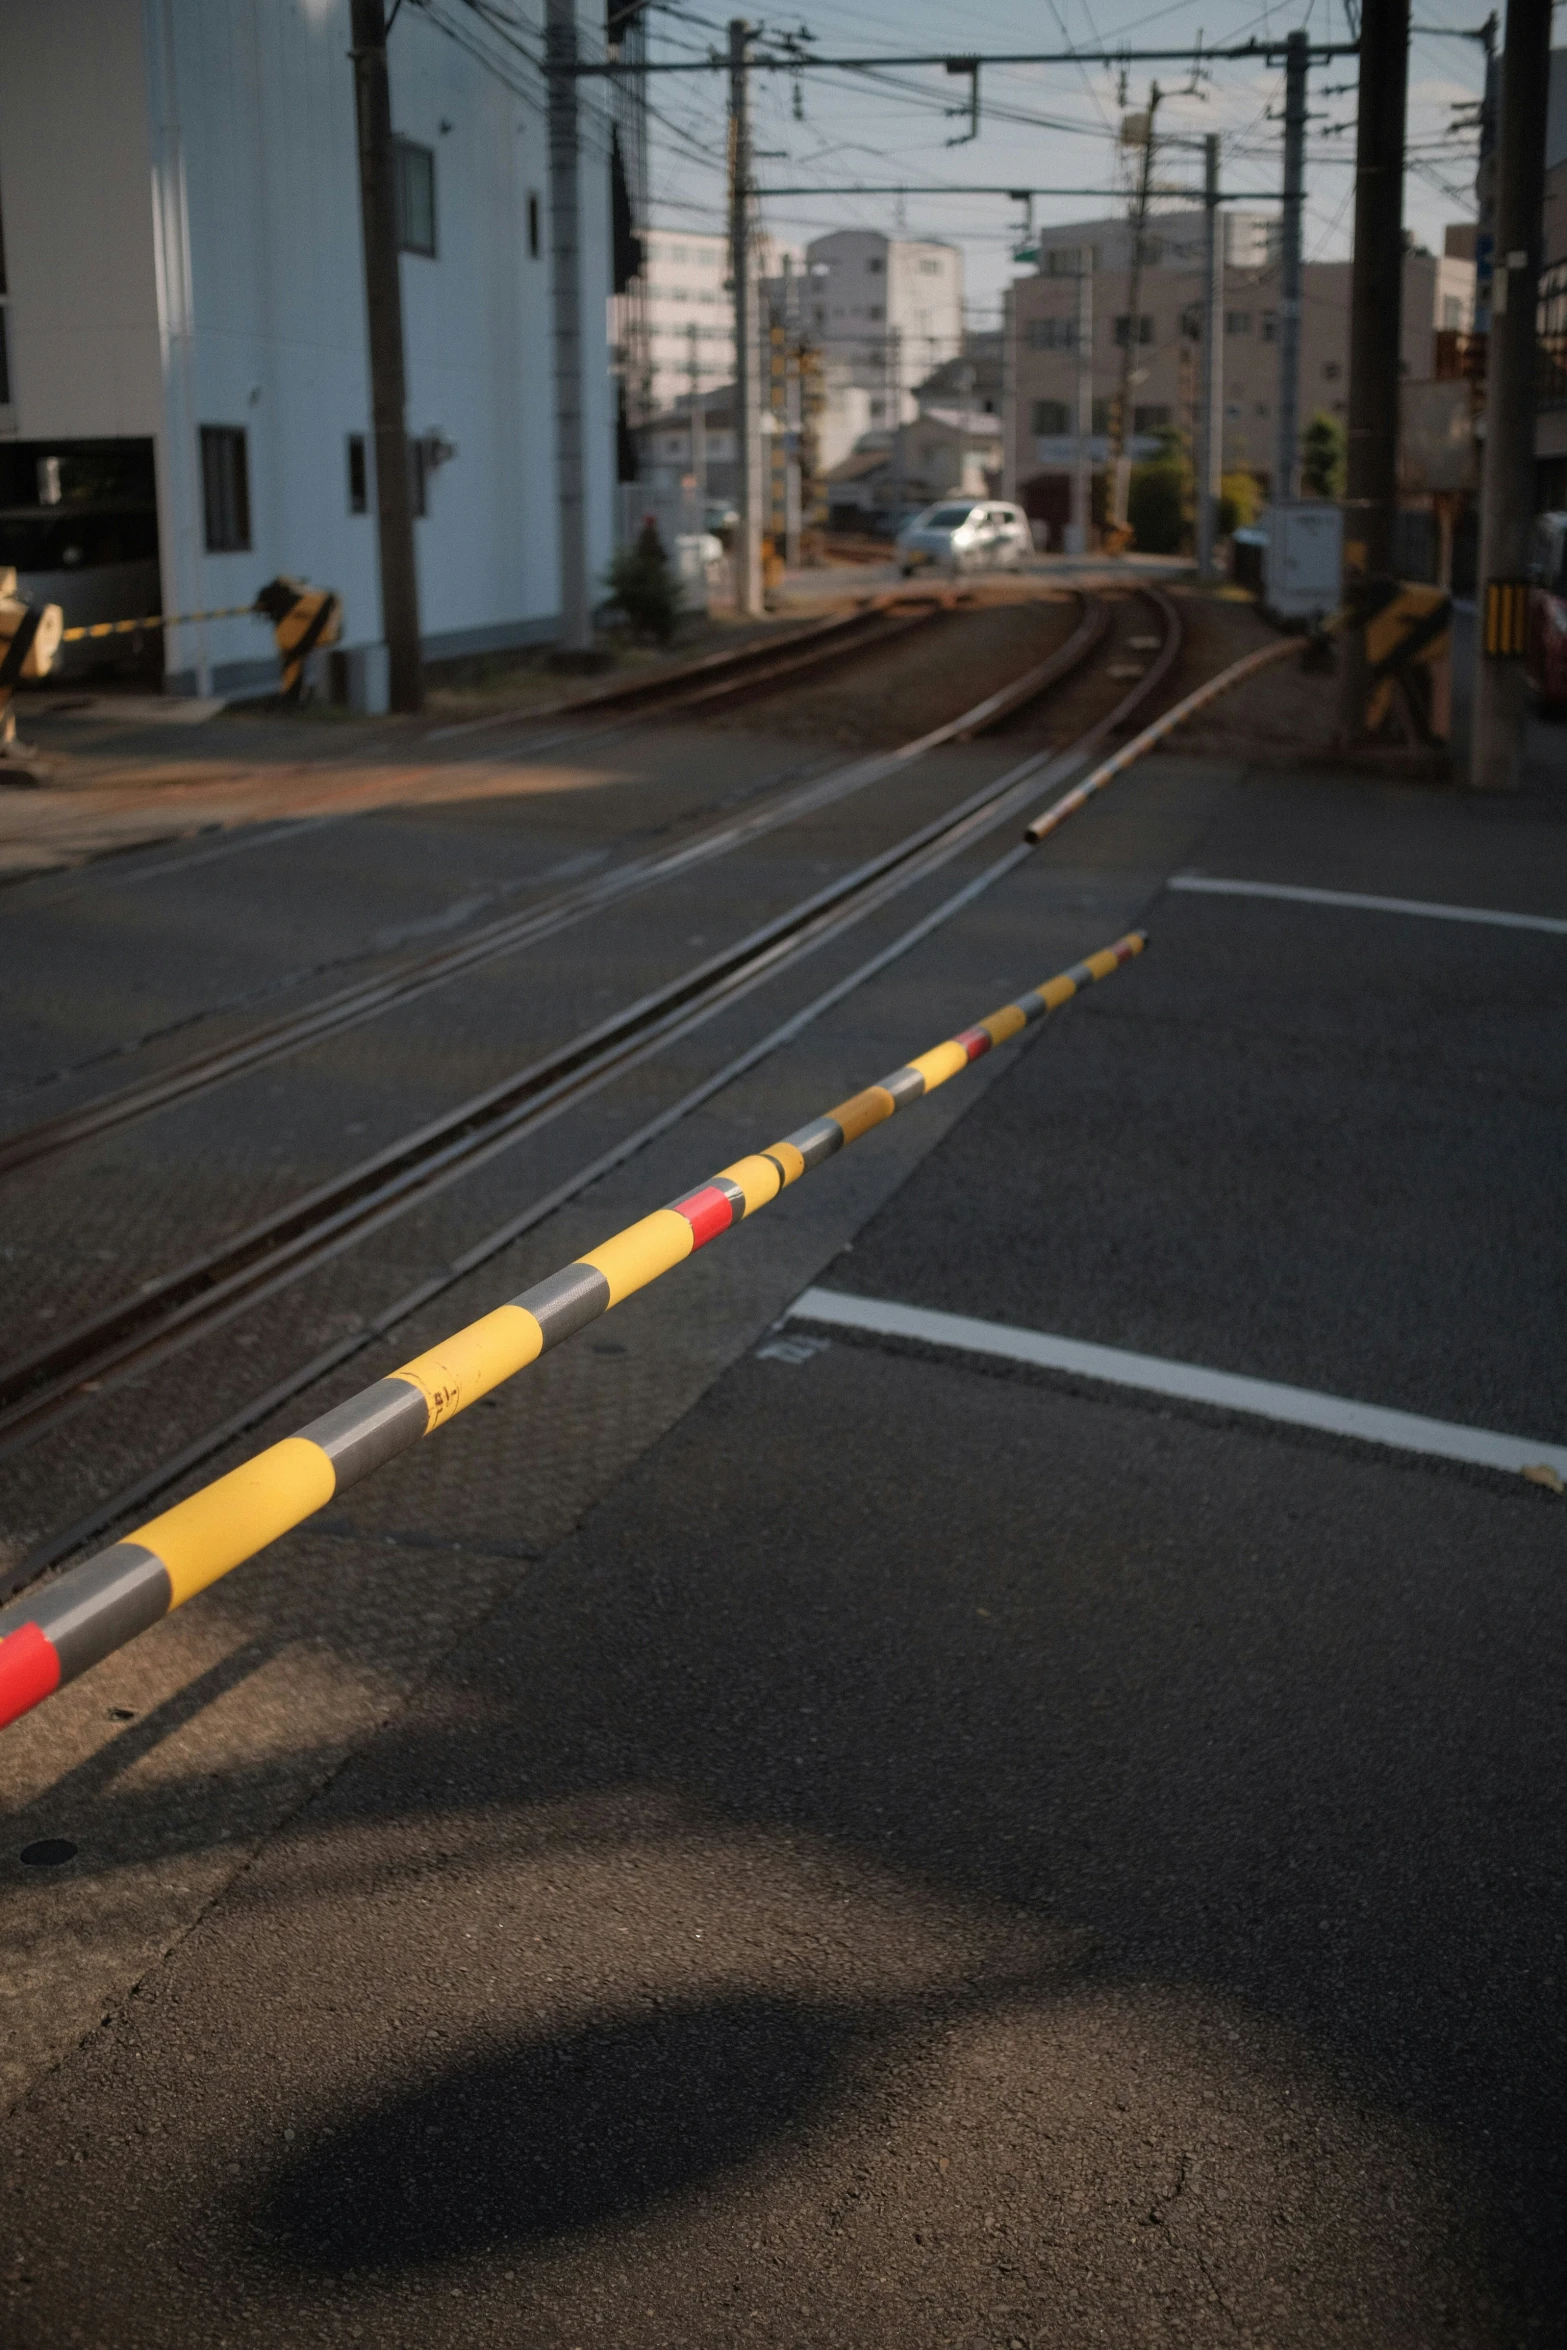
left=0, top=587, right=1182, bottom=1583
left=0, top=593, right=1106, bottom=1179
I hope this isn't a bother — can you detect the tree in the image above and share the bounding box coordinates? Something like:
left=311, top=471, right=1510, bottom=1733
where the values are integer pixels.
left=1301, top=410, right=1346, bottom=500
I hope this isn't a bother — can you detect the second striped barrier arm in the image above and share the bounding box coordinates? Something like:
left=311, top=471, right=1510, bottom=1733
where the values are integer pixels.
left=0, top=932, right=1148, bottom=1732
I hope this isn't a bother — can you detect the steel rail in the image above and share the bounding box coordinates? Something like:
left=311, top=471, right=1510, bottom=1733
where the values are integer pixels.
left=0, top=930, right=1152, bottom=1730
left=1, top=590, right=1203, bottom=1595
left=0, top=592, right=1176, bottom=1458
left=0, top=594, right=1104, bottom=1179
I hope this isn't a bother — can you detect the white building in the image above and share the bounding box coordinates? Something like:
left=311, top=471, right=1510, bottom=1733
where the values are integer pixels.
left=0, top=0, right=615, bottom=698
left=629, top=227, right=799, bottom=417
left=1029, top=208, right=1279, bottom=280
left=803, top=231, right=963, bottom=417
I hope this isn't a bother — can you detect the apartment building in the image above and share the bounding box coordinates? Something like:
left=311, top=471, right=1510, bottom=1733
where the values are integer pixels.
left=1009, top=230, right=1475, bottom=520
left=802, top=231, right=964, bottom=418
left=627, top=228, right=799, bottom=418
left=0, top=0, right=614, bottom=697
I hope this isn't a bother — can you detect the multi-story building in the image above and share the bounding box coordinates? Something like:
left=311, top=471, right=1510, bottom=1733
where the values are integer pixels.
left=1008, top=228, right=1475, bottom=531
left=0, top=0, right=615, bottom=698
left=802, top=231, right=963, bottom=421
left=627, top=228, right=799, bottom=419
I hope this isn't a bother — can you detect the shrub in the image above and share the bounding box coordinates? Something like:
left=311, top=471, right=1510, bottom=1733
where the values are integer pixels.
left=1217, top=469, right=1261, bottom=537
left=603, top=517, right=684, bottom=644
left=1128, top=460, right=1188, bottom=554
left=1301, top=410, right=1347, bottom=500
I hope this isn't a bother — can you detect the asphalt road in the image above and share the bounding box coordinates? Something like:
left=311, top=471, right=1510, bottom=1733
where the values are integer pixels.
left=1, top=649, right=1564, bottom=2346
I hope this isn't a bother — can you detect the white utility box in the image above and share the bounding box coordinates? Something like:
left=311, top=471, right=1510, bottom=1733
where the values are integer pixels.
left=1265, top=502, right=1343, bottom=621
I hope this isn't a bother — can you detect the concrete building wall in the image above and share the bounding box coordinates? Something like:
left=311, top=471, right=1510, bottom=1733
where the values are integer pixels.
left=0, top=0, right=613, bottom=693
left=1010, top=242, right=1475, bottom=497
left=803, top=230, right=962, bottom=406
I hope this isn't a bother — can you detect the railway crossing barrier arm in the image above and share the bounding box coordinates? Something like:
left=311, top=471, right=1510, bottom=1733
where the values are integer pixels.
left=0, top=933, right=1148, bottom=1733
left=55, top=577, right=342, bottom=701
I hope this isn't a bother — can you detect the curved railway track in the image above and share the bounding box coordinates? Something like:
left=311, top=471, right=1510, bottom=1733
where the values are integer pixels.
left=0, top=592, right=1107, bottom=1178
left=0, top=586, right=1184, bottom=1584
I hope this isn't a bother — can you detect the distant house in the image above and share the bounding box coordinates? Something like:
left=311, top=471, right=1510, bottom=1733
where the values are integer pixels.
left=825, top=408, right=1001, bottom=527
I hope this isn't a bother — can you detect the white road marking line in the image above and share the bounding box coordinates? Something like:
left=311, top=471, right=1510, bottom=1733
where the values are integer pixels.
left=784, top=1288, right=1567, bottom=1481
left=1169, top=873, right=1567, bottom=936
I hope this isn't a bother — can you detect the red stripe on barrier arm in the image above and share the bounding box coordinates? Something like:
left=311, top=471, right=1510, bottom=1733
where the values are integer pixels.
left=0, top=1623, right=60, bottom=1728
left=672, top=1184, right=737, bottom=1249
left=955, top=1027, right=992, bottom=1061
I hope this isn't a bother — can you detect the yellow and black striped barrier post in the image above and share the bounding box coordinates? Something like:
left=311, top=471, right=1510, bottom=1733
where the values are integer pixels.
left=0, top=572, right=64, bottom=742
left=1481, top=578, right=1529, bottom=659
left=57, top=576, right=341, bottom=700
left=0, top=932, right=1147, bottom=1731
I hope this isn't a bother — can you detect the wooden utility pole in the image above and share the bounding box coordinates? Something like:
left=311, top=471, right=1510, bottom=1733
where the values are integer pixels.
left=729, top=18, right=762, bottom=614
left=1337, top=0, right=1409, bottom=739
left=1197, top=133, right=1224, bottom=580
left=350, top=0, right=423, bottom=712
left=1072, top=247, right=1095, bottom=553
left=1470, top=0, right=1551, bottom=788
left=1111, top=86, right=1160, bottom=534
left=1274, top=29, right=1308, bottom=503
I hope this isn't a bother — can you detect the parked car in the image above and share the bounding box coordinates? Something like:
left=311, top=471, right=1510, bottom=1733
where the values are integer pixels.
left=1525, top=510, right=1567, bottom=710
left=896, top=500, right=1031, bottom=577
left=0, top=504, right=162, bottom=681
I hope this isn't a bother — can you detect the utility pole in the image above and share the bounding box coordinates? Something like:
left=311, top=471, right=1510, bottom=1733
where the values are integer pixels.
left=1274, top=28, right=1308, bottom=503
left=728, top=18, right=762, bottom=614
left=1002, top=286, right=1019, bottom=501
left=1337, top=0, right=1409, bottom=739
left=688, top=319, right=707, bottom=508
left=1072, top=247, right=1094, bottom=554
left=1111, top=86, right=1160, bottom=533
left=1471, top=0, right=1551, bottom=789
left=888, top=324, right=904, bottom=527
left=1198, top=133, right=1225, bottom=580
left=783, top=255, right=802, bottom=569
left=349, top=0, right=423, bottom=712
left=547, top=0, right=591, bottom=654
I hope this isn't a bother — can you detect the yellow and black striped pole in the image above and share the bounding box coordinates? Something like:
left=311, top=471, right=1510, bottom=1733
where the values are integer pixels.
left=57, top=577, right=341, bottom=700
left=0, top=933, right=1146, bottom=1731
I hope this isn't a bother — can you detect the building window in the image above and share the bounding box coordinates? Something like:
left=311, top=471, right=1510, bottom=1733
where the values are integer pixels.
left=200, top=425, right=251, bottom=552
left=1323, top=360, right=1342, bottom=381
left=1226, top=310, right=1251, bottom=336
left=394, top=139, right=437, bottom=257
left=866, top=256, right=884, bottom=273
left=868, top=305, right=884, bottom=321
left=1032, top=399, right=1071, bottom=434
left=347, top=433, right=368, bottom=515
left=1046, top=245, right=1097, bottom=275
left=1133, top=404, right=1171, bottom=433
left=1113, top=313, right=1153, bottom=347
left=1261, top=312, right=1277, bottom=342
left=1091, top=396, right=1112, bottom=435
left=1442, top=294, right=1464, bottom=330
left=919, top=258, right=941, bottom=274
left=1027, top=317, right=1076, bottom=350
left=528, top=192, right=541, bottom=259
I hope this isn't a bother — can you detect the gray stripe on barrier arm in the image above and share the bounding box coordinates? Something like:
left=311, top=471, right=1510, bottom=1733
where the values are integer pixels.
left=299, top=1378, right=432, bottom=1490
left=513, top=1262, right=612, bottom=1348
left=23, top=1543, right=173, bottom=1681
left=707, top=1173, right=750, bottom=1219
left=877, top=1065, right=927, bottom=1109
left=781, top=1116, right=845, bottom=1171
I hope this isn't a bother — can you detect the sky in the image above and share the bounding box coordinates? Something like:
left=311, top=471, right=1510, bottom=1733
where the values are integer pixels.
left=635, top=0, right=1493, bottom=324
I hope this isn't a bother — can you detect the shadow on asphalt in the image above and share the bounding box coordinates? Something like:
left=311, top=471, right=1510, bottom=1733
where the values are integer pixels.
left=261, top=1994, right=860, bottom=2267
